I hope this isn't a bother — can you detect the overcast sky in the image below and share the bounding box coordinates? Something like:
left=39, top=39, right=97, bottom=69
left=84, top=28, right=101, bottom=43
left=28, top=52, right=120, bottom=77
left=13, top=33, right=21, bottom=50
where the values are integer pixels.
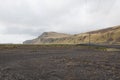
left=0, top=0, right=120, bottom=43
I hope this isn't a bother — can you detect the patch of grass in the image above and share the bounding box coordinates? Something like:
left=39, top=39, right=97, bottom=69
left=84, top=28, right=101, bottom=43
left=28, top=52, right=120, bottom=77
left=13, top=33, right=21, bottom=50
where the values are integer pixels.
left=0, top=44, right=119, bottom=52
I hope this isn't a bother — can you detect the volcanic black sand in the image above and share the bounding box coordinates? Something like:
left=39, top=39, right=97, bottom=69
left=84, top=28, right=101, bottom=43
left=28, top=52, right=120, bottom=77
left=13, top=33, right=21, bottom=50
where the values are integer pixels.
left=0, top=45, right=120, bottom=80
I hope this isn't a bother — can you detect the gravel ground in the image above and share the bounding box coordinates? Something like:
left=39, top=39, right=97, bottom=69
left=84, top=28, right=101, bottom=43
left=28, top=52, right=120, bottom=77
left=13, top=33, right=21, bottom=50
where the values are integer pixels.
left=0, top=46, right=120, bottom=80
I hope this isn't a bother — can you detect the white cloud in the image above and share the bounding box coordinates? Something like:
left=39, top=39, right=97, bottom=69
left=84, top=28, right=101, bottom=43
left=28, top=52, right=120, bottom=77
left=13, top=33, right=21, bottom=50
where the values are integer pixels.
left=0, top=34, right=35, bottom=43
left=0, top=0, right=120, bottom=43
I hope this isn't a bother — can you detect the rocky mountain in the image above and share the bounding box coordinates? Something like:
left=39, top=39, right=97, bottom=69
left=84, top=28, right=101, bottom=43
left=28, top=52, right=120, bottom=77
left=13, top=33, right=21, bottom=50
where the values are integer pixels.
left=23, top=32, right=71, bottom=44
left=23, top=25, right=120, bottom=44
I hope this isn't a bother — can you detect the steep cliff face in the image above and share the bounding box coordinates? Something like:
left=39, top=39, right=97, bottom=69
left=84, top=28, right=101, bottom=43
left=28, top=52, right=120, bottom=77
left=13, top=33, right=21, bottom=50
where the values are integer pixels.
left=23, top=26, right=120, bottom=44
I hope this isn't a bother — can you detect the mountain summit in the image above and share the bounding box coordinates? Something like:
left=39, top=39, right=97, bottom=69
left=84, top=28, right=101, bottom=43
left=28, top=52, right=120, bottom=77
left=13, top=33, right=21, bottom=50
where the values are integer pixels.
left=23, top=25, right=120, bottom=44
left=23, top=32, right=71, bottom=44
left=39, top=32, right=71, bottom=38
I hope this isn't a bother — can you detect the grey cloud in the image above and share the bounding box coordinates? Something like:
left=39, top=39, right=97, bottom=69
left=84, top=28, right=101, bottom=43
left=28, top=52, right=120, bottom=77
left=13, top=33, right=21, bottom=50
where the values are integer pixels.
left=0, top=0, right=120, bottom=43
left=3, top=24, right=51, bottom=36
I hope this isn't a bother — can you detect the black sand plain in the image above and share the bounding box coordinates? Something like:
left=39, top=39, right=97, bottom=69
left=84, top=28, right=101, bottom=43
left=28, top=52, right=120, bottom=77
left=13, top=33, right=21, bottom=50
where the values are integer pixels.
left=0, top=45, right=120, bottom=80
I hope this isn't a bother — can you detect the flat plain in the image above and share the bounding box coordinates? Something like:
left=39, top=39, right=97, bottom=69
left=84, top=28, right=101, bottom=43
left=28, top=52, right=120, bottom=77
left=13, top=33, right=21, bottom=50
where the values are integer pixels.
left=0, top=45, right=120, bottom=80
